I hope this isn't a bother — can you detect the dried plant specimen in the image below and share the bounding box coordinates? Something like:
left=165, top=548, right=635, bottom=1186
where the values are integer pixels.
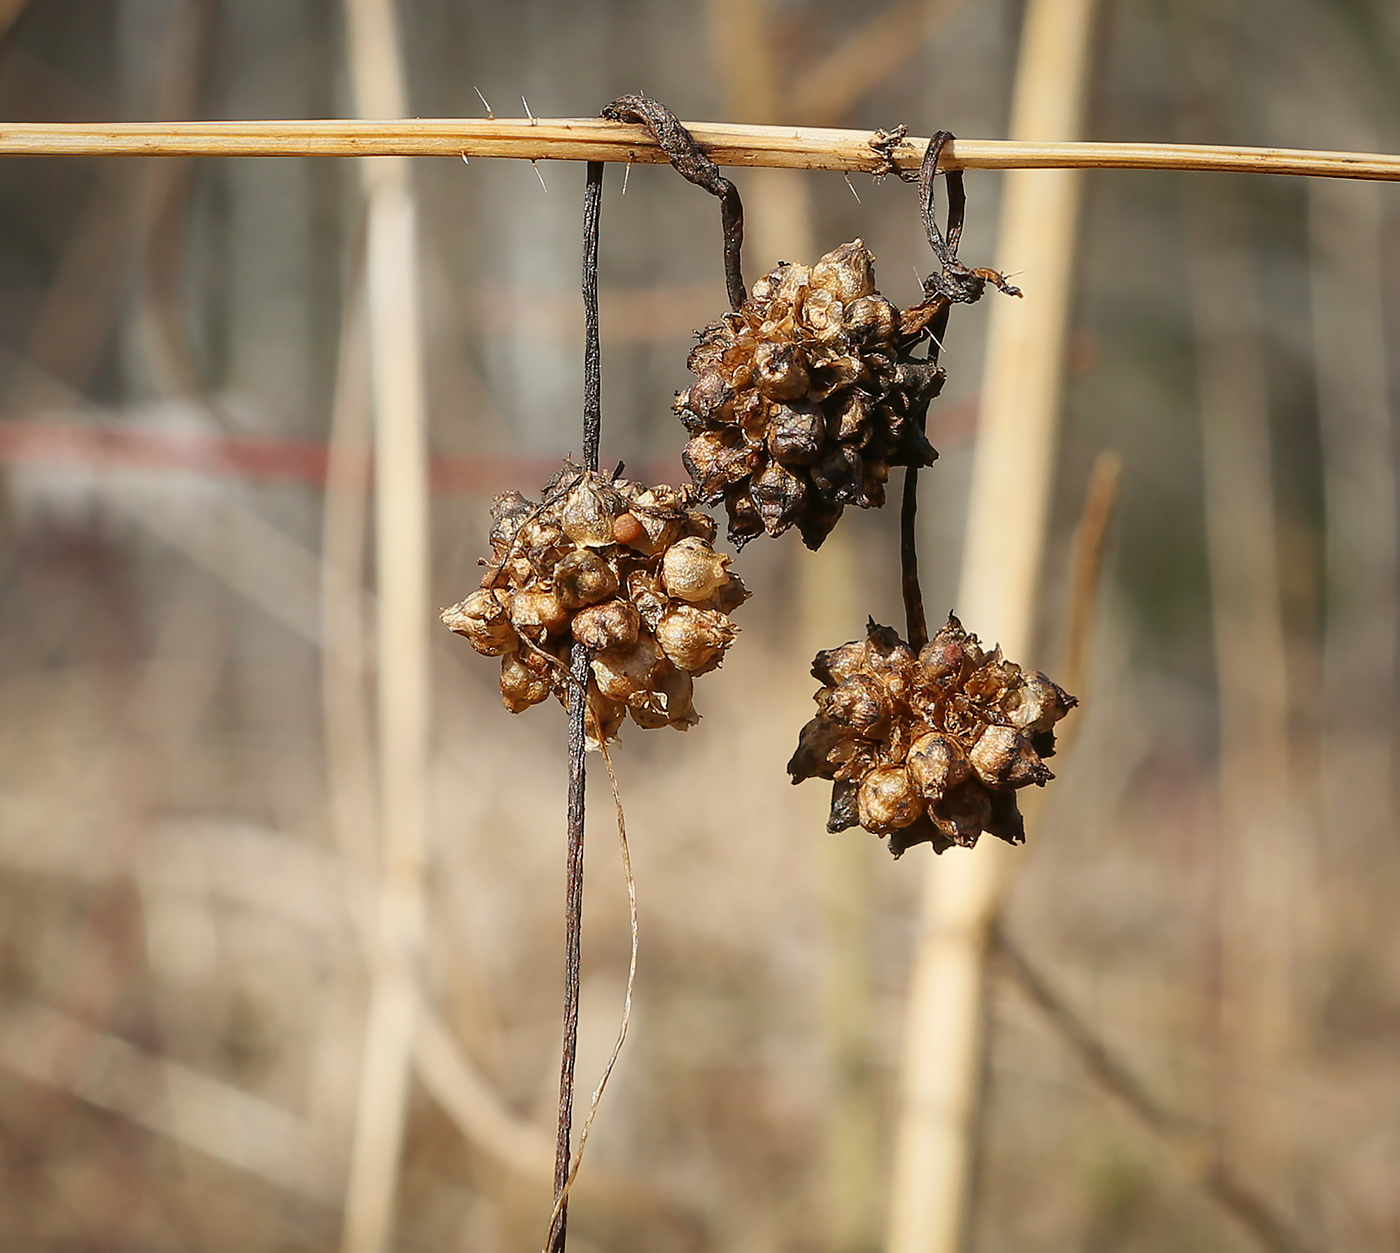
left=675, top=238, right=947, bottom=551
left=787, top=616, right=1076, bottom=856
left=442, top=459, right=747, bottom=743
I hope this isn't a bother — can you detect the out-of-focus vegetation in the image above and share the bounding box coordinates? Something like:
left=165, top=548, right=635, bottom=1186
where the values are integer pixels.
left=0, top=1, right=1398, bottom=1250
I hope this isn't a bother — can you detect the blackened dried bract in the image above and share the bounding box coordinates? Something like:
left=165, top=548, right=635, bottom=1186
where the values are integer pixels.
left=787, top=616, right=1075, bottom=856
left=442, top=460, right=747, bottom=744
left=677, top=239, right=945, bottom=551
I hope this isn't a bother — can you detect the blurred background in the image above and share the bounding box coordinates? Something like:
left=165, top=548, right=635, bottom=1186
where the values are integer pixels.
left=0, top=0, right=1398, bottom=1250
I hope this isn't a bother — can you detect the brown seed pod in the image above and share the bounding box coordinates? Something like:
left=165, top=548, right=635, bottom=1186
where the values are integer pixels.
left=441, top=459, right=746, bottom=743
left=677, top=238, right=946, bottom=550
left=787, top=615, right=1076, bottom=856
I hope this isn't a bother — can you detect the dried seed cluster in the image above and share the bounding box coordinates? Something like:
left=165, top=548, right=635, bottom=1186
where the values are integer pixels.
left=675, top=239, right=945, bottom=551
left=787, top=616, right=1076, bottom=856
left=442, top=461, right=747, bottom=743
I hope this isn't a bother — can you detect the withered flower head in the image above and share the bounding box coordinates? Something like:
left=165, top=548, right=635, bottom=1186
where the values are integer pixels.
left=787, top=615, right=1076, bottom=856
left=675, top=238, right=945, bottom=551
left=441, top=460, right=748, bottom=744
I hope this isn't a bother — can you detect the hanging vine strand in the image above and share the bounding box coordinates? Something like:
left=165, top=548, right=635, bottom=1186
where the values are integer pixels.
left=600, top=96, right=746, bottom=310
left=898, top=131, right=1019, bottom=651
left=548, top=158, right=606, bottom=1253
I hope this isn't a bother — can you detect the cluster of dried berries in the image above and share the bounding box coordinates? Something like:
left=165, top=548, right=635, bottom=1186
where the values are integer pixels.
left=787, top=616, right=1076, bottom=856
left=442, top=461, right=747, bottom=743
left=675, top=239, right=945, bottom=551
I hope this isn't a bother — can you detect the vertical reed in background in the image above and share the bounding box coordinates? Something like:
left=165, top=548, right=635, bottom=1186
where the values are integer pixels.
left=707, top=4, right=876, bottom=1243
left=1185, top=181, right=1296, bottom=1111
left=1309, top=175, right=1397, bottom=879
left=339, top=1, right=431, bottom=1251
left=885, top=0, right=1099, bottom=1248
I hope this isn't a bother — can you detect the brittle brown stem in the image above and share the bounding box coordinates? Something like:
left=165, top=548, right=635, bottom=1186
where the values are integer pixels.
left=547, top=158, right=605, bottom=1253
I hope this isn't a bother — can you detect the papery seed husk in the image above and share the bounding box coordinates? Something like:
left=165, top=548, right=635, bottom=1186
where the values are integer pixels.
left=827, top=780, right=860, bottom=832
left=570, top=598, right=641, bottom=653
left=787, top=717, right=847, bottom=783
left=811, top=640, right=866, bottom=686
left=906, top=732, right=970, bottom=800
left=661, top=536, right=732, bottom=602
left=507, top=589, right=569, bottom=641
left=819, top=672, right=890, bottom=738
left=968, top=724, right=1053, bottom=789
left=753, top=340, right=811, bottom=402
left=552, top=549, right=620, bottom=609
left=843, top=294, right=898, bottom=343
left=500, top=652, right=551, bottom=712
left=655, top=603, right=737, bottom=674
left=857, top=766, right=922, bottom=833
left=800, top=287, right=845, bottom=342
left=750, top=460, right=809, bottom=534
left=810, top=239, right=876, bottom=303
left=441, top=588, right=516, bottom=656
left=591, top=635, right=667, bottom=703
left=1003, top=670, right=1078, bottom=734
left=766, top=403, right=826, bottom=467
left=560, top=478, right=621, bottom=547
left=697, top=570, right=750, bottom=615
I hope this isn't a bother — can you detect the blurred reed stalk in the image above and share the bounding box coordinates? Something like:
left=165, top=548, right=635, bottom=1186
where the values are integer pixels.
left=1309, top=174, right=1397, bottom=888
left=885, top=0, right=1100, bottom=1249
left=707, top=2, right=966, bottom=1241
left=1172, top=6, right=1298, bottom=1190
left=1185, top=177, right=1297, bottom=1121
left=706, top=3, right=869, bottom=1245
left=338, top=0, right=431, bottom=1251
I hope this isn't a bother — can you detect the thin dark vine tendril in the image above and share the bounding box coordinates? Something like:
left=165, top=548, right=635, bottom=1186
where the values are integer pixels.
left=601, top=94, right=745, bottom=310
left=901, top=131, right=1021, bottom=650
left=548, top=158, right=604, bottom=1253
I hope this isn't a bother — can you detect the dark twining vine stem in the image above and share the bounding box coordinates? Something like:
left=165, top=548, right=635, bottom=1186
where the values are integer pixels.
left=600, top=94, right=745, bottom=311
left=900, top=131, right=1021, bottom=650
left=549, top=158, right=605, bottom=1253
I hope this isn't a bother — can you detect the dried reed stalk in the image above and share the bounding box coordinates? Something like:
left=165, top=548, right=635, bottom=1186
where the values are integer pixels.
left=338, top=1, right=431, bottom=1251
left=885, top=0, right=1099, bottom=1249
left=1, top=119, right=1399, bottom=180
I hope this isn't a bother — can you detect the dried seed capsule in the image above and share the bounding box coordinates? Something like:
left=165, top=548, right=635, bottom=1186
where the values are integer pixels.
left=500, top=652, right=551, bottom=712
left=440, top=588, right=515, bottom=656
left=662, top=536, right=732, bottom=603
left=800, top=286, right=845, bottom=342
left=591, top=635, right=668, bottom=704
left=655, top=603, right=737, bottom=674
left=1003, top=671, right=1077, bottom=734
left=857, top=766, right=922, bottom=833
left=906, top=732, right=971, bottom=800
left=749, top=460, right=808, bottom=535
left=561, top=478, right=622, bottom=547
left=766, top=404, right=825, bottom=466
left=787, top=716, right=849, bottom=783
left=819, top=672, right=891, bottom=738
left=843, top=295, right=898, bottom=344
left=811, top=239, right=876, bottom=303
left=552, top=549, right=620, bottom=609
left=968, top=725, right=1053, bottom=789
left=753, top=340, right=810, bottom=401
left=507, top=589, right=569, bottom=641
left=571, top=598, right=641, bottom=653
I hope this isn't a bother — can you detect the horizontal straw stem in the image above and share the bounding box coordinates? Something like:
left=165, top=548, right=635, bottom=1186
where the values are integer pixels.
left=0, top=118, right=1398, bottom=180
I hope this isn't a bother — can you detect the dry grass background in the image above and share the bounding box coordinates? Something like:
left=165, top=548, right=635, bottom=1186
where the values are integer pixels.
left=1, top=0, right=1400, bottom=1250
